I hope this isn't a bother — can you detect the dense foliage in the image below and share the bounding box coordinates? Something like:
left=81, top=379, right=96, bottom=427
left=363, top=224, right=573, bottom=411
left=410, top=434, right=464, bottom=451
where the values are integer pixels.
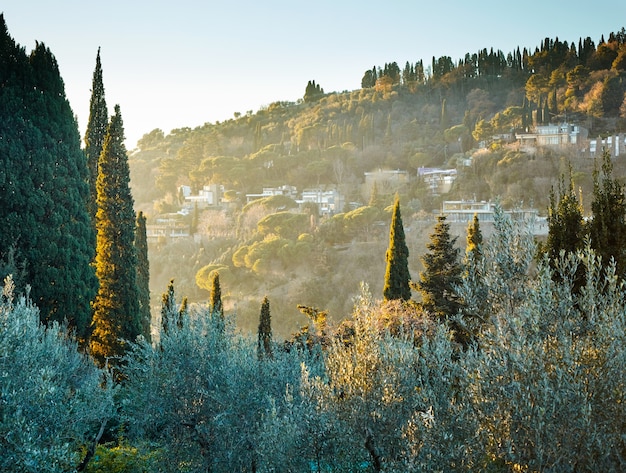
left=0, top=15, right=97, bottom=340
left=0, top=277, right=114, bottom=472
left=90, top=106, right=141, bottom=366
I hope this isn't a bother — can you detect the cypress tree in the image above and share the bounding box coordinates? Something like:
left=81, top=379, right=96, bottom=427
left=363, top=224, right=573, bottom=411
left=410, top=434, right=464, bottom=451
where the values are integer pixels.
left=589, top=149, right=626, bottom=277
left=415, top=215, right=462, bottom=321
left=84, top=48, right=108, bottom=225
left=383, top=196, right=411, bottom=301
left=160, top=279, right=176, bottom=335
left=465, top=214, right=483, bottom=262
left=257, top=296, right=273, bottom=360
left=0, top=19, right=97, bottom=341
left=210, top=272, right=224, bottom=332
left=135, top=211, right=151, bottom=341
left=90, top=105, right=140, bottom=367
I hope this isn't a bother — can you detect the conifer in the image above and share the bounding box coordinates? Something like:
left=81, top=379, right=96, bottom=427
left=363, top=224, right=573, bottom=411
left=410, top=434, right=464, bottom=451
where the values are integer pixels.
left=84, top=48, right=108, bottom=225
left=90, top=105, right=140, bottom=367
left=0, top=20, right=97, bottom=341
left=135, top=211, right=151, bottom=341
left=545, top=170, right=585, bottom=282
left=210, top=272, right=224, bottom=332
left=160, top=279, right=176, bottom=334
left=383, top=196, right=411, bottom=301
left=257, top=296, right=273, bottom=360
left=589, top=149, right=626, bottom=277
left=415, top=215, right=462, bottom=320
left=465, top=214, right=483, bottom=262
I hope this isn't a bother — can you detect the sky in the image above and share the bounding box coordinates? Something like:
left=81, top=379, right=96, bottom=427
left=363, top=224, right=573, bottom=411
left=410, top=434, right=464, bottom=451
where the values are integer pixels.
left=3, top=1, right=626, bottom=148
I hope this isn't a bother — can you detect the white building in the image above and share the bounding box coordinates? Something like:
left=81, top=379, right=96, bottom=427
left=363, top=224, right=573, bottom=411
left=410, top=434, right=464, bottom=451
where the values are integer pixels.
left=418, top=167, right=457, bottom=195
left=441, top=200, right=537, bottom=223
left=184, top=184, right=222, bottom=208
left=516, top=123, right=587, bottom=149
left=245, top=185, right=297, bottom=203
left=299, top=188, right=344, bottom=215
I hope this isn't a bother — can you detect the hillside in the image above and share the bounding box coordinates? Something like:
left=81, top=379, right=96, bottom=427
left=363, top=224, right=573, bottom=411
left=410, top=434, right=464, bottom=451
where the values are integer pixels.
left=128, top=27, right=626, bottom=336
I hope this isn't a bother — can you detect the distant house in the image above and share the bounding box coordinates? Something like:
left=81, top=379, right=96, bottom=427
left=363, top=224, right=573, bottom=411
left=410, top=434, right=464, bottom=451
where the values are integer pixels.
left=441, top=200, right=538, bottom=224
left=589, top=133, right=626, bottom=157
left=418, top=167, right=457, bottom=195
left=146, top=213, right=190, bottom=242
left=516, top=123, right=587, bottom=149
left=184, top=184, right=222, bottom=209
left=299, top=188, right=344, bottom=215
left=245, top=185, right=297, bottom=203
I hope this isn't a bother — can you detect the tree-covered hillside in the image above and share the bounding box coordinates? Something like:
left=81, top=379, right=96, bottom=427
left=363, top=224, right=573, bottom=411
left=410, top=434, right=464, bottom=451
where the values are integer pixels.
left=128, top=27, right=626, bottom=334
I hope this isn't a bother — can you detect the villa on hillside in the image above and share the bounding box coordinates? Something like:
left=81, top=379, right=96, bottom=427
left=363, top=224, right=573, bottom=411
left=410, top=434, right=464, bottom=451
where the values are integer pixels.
left=515, top=123, right=587, bottom=150
left=299, top=188, right=344, bottom=215
left=441, top=200, right=538, bottom=224
left=418, top=167, right=457, bottom=195
left=245, top=185, right=298, bottom=203
left=589, top=134, right=626, bottom=157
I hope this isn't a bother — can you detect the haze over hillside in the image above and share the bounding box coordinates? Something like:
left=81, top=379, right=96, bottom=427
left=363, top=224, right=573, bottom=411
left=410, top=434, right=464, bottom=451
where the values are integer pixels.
left=124, top=26, right=626, bottom=335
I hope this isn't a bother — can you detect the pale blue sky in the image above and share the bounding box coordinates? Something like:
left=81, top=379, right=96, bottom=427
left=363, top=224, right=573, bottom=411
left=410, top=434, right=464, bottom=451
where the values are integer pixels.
left=3, top=1, right=625, bottom=147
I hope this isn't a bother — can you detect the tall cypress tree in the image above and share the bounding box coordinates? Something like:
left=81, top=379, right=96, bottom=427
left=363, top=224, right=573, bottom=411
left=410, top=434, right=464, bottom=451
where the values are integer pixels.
left=589, top=149, right=626, bottom=277
left=90, top=105, right=140, bottom=367
left=84, top=48, right=108, bottom=225
left=257, top=296, right=273, bottom=360
left=160, top=279, right=177, bottom=335
left=383, top=196, right=411, bottom=301
left=210, top=272, right=224, bottom=332
left=415, top=215, right=462, bottom=321
left=135, top=211, right=151, bottom=341
left=0, top=18, right=97, bottom=341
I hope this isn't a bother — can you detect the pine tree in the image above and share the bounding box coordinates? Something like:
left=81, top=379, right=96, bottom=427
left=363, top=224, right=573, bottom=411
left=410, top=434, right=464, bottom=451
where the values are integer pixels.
left=135, top=211, right=151, bottom=341
left=0, top=19, right=97, bottom=341
left=257, top=296, right=273, bottom=360
left=90, top=105, right=140, bottom=367
left=415, top=215, right=462, bottom=321
left=383, top=196, right=411, bottom=301
left=84, top=48, right=108, bottom=225
left=210, top=271, right=224, bottom=332
left=589, top=149, right=626, bottom=277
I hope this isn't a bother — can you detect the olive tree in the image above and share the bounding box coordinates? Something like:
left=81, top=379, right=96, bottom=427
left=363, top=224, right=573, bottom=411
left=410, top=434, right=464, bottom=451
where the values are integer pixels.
left=0, top=276, right=114, bottom=472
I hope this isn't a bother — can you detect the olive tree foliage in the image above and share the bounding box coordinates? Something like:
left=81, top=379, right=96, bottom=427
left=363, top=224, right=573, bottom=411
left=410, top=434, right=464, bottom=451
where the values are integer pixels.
left=456, top=203, right=536, bottom=338
left=120, top=304, right=302, bottom=473
left=463, top=245, right=626, bottom=472
left=0, top=276, right=115, bottom=473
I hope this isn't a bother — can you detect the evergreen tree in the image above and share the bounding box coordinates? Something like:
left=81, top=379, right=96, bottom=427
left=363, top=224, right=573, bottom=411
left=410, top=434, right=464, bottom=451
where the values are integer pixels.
left=160, top=279, right=177, bottom=335
left=545, top=171, right=586, bottom=285
left=589, top=149, right=626, bottom=277
left=465, top=214, right=483, bottom=262
left=210, top=271, right=224, bottom=332
left=459, top=213, right=486, bottom=344
left=0, top=18, right=97, bottom=341
left=84, top=48, right=108, bottom=225
left=257, top=296, right=273, bottom=360
left=415, top=215, right=462, bottom=321
left=135, top=211, right=151, bottom=341
left=383, top=196, right=411, bottom=301
left=90, top=105, right=140, bottom=367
